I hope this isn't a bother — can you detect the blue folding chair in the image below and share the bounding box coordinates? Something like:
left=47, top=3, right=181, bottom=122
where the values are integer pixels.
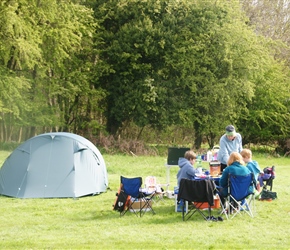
left=119, top=176, right=155, bottom=217
left=221, top=173, right=256, bottom=219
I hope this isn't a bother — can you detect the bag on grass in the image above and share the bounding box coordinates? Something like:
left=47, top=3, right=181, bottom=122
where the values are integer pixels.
left=113, top=185, right=130, bottom=212
left=260, top=189, right=277, bottom=200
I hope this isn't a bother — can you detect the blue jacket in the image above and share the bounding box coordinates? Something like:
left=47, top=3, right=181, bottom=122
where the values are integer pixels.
left=246, top=160, right=261, bottom=181
left=177, top=158, right=196, bottom=187
left=219, top=161, right=251, bottom=197
left=217, top=133, right=243, bottom=165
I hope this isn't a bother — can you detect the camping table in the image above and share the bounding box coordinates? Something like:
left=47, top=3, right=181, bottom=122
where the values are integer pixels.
left=165, top=166, right=221, bottom=192
left=194, top=175, right=221, bottom=186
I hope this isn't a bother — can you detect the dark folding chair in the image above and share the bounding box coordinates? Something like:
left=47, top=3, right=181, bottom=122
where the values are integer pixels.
left=119, top=176, right=155, bottom=217
left=220, top=173, right=256, bottom=219
left=177, top=178, right=217, bottom=221
left=262, top=166, right=275, bottom=191
left=263, top=177, right=274, bottom=191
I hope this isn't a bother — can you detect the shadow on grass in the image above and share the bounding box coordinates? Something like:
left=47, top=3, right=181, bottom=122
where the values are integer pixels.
left=78, top=197, right=222, bottom=225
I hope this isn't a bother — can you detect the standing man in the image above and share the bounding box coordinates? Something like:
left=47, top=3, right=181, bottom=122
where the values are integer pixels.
left=217, top=125, right=243, bottom=172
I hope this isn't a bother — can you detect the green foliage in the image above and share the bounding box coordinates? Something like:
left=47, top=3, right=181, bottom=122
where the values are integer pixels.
left=0, top=67, right=32, bottom=141
left=92, top=0, right=290, bottom=148
left=238, top=49, right=290, bottom=144
left=0, top=0, right=42, bottom=70
left=0, top=0, right=290, bottom=148
left=94, top=0, right=206, bottom=133
left=0, top=142, right=19, bottom=152
left=0, top=0, right=102, bottom=140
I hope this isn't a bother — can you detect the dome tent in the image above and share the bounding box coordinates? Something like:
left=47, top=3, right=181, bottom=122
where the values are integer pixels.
left=0, top=132, right=108, bottom=198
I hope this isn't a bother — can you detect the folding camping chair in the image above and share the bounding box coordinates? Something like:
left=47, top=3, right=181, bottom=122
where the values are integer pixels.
left=119, top=176, right=155, bottom=217
left=177, top=178, right=217, bottom=221
left=220, top=173, right=256, bottom=219
left=144, top=176, right=166, bottom=202
left=261, top=166, right=275, bottom=191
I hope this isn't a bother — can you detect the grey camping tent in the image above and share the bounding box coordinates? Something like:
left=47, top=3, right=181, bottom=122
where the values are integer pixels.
left=0, top=132, right=108, bottom=198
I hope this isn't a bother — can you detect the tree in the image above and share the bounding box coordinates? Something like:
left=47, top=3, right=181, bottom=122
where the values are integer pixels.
left=92, top=0, right=290, bottom=149
left=93, top=0, right=179, bottom=135
left=0, top=0, right=98, bottom=141
left=0, top=0, right=42, bottom=141
left=240, top=0, right=290, bottom=151
left=236, top=52, right=290, bottom=146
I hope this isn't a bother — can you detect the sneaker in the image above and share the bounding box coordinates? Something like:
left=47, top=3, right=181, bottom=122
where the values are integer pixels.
left=211, top=216, right=218, bottom=222
left=206, top=216, right=218, bottom=221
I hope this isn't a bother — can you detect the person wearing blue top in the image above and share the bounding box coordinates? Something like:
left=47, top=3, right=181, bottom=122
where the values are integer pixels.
left=219, top=152, right=251, bottom=198
left=217, top=125, right=243, bottom=173
left=177, top=150, right=197, bottom=187
left=241, top=149, right=262, bottom=190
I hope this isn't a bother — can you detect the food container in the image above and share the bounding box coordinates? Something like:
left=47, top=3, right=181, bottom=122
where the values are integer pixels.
left=209, top=161, right=221, bottom=176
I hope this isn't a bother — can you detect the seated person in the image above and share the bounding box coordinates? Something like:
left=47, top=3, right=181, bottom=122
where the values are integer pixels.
left=219, top=152, right=252, bottom=203
left=240, top=148, right=262, bottom=191
left=176, top=150, right=197, bottom=187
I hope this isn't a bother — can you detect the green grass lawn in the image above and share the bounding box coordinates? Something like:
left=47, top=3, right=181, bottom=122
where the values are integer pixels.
left=0, top=151, right=289, bottom=249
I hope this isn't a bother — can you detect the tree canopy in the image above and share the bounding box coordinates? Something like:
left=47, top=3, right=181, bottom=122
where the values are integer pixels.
left=92, top=0, right=290, bottom=148
left=0, top=0, right=289, bottom=152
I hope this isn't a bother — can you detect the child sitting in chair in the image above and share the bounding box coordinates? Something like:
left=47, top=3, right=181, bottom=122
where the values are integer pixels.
left=240, top=149, right=262, bottom=192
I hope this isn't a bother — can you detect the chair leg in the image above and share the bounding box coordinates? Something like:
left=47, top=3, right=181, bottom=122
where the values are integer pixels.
left=128, top=200, right=140, bottom=217
left=140, top=195, right=155, bottom=217
left=182, top=203, right=185, bottom=221
left=140, top=198, right=142, bottom=217
left=269, top=179, right=273, bottom=191
left=227, top=196, right=255, bottom=219
left=182, top=201, right=213, bottom=221
left=218, top=195, right=229, bottom=220
left=263, top=178, right=274, bottom=191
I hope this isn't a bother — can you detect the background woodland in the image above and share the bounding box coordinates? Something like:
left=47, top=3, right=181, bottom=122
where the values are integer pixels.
left=1, top=0, right=290, bottom=154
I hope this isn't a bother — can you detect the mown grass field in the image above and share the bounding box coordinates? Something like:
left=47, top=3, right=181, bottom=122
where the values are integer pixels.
left=0, top=151, right=289, bottom=249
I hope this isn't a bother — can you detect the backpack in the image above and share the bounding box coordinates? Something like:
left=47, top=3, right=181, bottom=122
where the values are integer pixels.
left=113, top=185, right=130, bottom=212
